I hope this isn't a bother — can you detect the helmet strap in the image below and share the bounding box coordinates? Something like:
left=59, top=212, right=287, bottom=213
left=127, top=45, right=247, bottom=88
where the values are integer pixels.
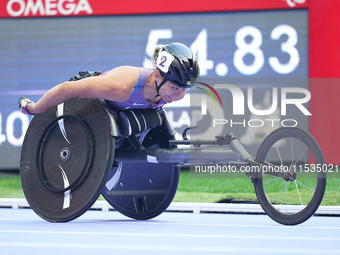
left=149, top=94, right=160, bottom=106
left=155, top=78, right=168, bottom=94
left=149, top=79, right=167, bottom=106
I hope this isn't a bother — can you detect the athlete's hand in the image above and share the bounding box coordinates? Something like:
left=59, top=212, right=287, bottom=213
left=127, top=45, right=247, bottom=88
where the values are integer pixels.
left=18, top=96, right=35, bottom=115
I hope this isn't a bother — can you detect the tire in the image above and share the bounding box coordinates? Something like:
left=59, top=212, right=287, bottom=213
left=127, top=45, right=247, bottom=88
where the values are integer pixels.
left=254, top=127, right=326, bottom=225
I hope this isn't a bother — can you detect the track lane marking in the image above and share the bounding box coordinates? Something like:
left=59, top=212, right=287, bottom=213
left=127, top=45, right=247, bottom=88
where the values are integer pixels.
left=0, top=218, right=340, bottom=230
left=0, top=242, right=339, bottom=254
left=0, top=229, right=339, bottom=241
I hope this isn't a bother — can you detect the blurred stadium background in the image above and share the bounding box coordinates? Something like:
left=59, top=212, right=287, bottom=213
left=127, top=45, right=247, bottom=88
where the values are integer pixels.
left=0, top=0, right=339, bottom=172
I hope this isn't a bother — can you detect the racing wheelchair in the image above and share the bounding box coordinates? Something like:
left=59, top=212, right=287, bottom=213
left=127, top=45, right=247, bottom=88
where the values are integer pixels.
left=19, top=75, right=326, bottom=226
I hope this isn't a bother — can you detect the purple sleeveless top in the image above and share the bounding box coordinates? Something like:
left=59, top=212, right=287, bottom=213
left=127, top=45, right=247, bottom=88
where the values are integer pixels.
left=104, top=67, right=166, bottom=110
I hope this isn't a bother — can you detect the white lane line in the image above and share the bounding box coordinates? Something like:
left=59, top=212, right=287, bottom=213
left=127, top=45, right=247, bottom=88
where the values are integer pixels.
left=77, top=220, right=340, bottom=230
left=0, top=242, right=339, bottom=254
left=0, top=218, right=340, bottom=230
left=127, top=221, right=340, bottom=230
left=0, top=230, right=339, bottom=241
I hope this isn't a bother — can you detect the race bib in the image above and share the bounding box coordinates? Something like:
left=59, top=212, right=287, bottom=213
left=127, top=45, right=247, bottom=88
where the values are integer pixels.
left=156, top=50, right=174, bottom=73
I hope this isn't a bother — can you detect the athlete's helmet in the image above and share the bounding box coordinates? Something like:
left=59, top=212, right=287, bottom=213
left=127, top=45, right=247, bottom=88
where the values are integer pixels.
left=155, top=42, right=200, bottom=88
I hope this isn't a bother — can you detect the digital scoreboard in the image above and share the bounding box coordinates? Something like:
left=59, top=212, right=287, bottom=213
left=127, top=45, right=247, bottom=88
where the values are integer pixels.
left=0, top=0, right=310, bottom=168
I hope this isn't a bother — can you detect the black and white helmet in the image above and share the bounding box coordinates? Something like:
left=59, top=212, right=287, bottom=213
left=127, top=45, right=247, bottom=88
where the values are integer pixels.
left=155, top=42, right=200, bottom=88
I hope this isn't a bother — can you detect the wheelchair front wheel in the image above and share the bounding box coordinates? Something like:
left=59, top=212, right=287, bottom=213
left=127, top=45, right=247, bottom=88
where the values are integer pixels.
left=254, top=127, right=326, bottom=225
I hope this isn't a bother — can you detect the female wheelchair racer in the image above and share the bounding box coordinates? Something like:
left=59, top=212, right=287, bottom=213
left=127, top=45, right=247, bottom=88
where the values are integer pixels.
left=18, top=42, right=326, bottom=225
left=19, top=42, right=198, bottom=115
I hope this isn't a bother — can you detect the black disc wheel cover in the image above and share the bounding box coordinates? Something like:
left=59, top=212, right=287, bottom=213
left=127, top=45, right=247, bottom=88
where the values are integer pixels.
left=102, top=126, right=179, bottom=220
left=20, top=98, right=115, bottom=222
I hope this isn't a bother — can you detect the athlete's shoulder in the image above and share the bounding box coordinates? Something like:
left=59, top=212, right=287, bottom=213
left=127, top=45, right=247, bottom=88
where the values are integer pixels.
left=102, top=65, right=140, bottom=75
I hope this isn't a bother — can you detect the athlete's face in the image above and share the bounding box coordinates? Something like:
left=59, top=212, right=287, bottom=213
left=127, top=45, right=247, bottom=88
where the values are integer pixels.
left=159, top=81, right=186, bottom=103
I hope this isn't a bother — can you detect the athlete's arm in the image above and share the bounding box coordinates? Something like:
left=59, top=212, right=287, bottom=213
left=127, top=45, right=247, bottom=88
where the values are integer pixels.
left=21, top=66, right=140, bottom=115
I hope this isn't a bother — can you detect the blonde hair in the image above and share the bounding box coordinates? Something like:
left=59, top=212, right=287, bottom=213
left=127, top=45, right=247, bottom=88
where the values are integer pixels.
left=144, top=47, right=162, bottom=68
left=152, top=47, right=162, bottom=65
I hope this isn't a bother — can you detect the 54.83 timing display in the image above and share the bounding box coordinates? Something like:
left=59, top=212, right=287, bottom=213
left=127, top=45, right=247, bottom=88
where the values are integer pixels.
left=144, top=24, right=301, bottom=77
